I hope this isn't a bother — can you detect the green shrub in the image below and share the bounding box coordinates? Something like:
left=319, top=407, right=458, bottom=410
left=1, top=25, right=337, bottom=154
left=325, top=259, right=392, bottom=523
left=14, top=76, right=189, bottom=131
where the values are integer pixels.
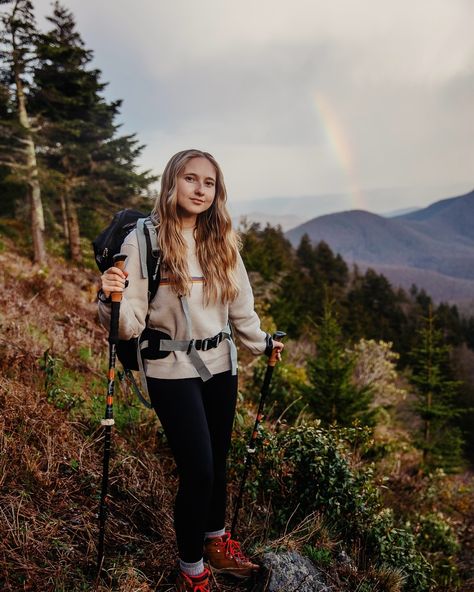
left=80, top=236, right=98, bottom=270
left=231, top=422, right=432, bottom=591
left=303, top=544, right=332, bottom=567
left=365, top=508, right=432, bottom=591
left=416, top=512, right=459, bottom=555
left=39, top=350, right=84, bottom=410
left=83, top=372, right=157, bottom=444
left=416, top=512, right=460, bottom=588
left=0, top=217, right=27, bottom=243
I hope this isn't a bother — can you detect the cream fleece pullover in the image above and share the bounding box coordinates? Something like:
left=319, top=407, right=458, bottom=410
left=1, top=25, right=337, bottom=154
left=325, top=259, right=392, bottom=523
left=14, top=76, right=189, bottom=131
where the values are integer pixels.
left=98, top=227, right=268, bottom=379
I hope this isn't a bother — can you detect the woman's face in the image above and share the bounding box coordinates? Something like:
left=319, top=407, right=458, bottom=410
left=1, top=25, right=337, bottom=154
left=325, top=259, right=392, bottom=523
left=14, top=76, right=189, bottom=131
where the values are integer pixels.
left=176, top=156, right=217, bottom=226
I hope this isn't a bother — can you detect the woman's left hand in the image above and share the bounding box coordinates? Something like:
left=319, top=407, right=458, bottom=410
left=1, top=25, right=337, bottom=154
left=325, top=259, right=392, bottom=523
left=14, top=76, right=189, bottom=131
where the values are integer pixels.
left=272, top=340, right=284, bottom=361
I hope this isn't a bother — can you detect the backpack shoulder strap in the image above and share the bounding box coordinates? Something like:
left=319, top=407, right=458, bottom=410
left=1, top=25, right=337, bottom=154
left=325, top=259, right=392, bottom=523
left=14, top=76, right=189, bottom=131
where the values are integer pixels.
left=129, top=216, right=161, bottom=408
left=144, top=217, right=159, bottom=259
left=144, top=216, right=161, bottom=302
left=136, top=216, right=161, bottom=303
left=135, top=218, right=149, bottom=280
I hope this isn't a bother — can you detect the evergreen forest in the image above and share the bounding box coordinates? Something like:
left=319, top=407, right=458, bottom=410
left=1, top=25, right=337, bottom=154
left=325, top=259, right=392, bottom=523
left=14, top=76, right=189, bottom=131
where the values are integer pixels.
left=1, top=2, right=473, bottom=591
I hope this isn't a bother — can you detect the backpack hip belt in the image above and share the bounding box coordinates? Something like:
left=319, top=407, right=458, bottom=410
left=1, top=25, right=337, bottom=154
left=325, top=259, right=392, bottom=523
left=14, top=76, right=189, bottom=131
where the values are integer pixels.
left=155, top=325, right=238, bottom=380
left=152, top=330, right=228, bottom=355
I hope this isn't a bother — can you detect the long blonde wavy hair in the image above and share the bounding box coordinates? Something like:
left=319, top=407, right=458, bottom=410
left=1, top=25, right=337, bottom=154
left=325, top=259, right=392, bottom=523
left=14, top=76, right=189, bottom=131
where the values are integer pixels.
left=151, top=149, right=241, bottom=304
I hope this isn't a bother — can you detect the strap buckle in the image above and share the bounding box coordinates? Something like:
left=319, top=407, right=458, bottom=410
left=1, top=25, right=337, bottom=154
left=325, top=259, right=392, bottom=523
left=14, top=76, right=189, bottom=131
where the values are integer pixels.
left=202, top=333, right=222, bottom=351
left=188, top=332, right=224, bottom=352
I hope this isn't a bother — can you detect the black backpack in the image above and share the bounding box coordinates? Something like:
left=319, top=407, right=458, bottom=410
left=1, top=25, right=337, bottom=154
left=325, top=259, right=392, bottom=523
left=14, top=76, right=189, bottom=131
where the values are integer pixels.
left=93, top=209, right=162, bottom=406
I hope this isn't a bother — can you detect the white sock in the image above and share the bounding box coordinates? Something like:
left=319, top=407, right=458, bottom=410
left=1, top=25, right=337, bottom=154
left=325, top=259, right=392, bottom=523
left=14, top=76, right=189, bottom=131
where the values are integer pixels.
left=204, top=527, right=226, bottom=540
left=179, top=558, right=205, bottom=577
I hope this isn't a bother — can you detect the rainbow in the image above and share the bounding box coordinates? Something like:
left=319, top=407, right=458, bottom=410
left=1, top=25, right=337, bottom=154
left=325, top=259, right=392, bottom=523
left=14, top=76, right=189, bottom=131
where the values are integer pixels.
left=313, top=91, right=367, bottom=211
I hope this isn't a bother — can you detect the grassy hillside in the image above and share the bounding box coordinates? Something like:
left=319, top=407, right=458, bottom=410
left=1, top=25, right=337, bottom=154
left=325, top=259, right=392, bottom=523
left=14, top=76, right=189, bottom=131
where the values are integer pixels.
left=0, top=239, right=175, bottom=590
left=0, top=237, right=310, bottom=591
left=1, top=236, right=474, bottom=591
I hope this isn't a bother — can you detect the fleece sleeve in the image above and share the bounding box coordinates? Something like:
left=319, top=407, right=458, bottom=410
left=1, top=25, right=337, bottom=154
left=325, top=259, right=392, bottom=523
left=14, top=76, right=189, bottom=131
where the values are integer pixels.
left=228, top=253, right=268, bottom=355
left=97, top=231, right=149, bottom=340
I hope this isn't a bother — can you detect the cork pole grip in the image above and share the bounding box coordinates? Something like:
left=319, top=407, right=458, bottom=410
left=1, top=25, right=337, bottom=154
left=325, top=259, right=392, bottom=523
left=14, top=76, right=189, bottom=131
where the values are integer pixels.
left=111, top=254, right=127, bottom=303
left=268, top=347, right=280, bottom=367
left=268, top=330, right=286, bottom=367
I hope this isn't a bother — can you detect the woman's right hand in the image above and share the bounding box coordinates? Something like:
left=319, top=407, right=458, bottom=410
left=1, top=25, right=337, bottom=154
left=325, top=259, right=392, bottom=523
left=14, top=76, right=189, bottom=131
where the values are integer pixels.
left=101, top=266, right=129, bottom=298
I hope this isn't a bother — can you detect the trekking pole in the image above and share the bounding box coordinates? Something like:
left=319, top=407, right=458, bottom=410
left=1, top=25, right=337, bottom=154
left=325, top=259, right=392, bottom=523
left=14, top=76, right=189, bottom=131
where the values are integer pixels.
left=230, top=331, right=286, bottom=538
left=97, top=253, right=127, bottom=575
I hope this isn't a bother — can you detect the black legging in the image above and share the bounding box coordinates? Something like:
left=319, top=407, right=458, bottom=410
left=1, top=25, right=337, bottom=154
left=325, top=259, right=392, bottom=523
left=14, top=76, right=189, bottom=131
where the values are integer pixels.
left=147, top=370, right=238, bottom=563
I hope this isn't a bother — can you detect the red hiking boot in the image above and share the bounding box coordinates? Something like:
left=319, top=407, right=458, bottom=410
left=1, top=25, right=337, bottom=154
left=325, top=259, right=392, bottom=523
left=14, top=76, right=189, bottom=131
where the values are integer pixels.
left=203, top=531, right=259, bottom=579
left=175, top=567, right=211, bottom=592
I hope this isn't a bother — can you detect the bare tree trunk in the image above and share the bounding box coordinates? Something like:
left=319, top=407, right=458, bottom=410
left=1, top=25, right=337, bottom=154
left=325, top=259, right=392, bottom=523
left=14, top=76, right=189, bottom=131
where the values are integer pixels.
left=64, top=182, right=81, bottom=262
left=13, top=36, right=46, bottom=264
left=423, top=390, right=432, bottom=463
left=25, top=142, right=46, bottom=264
left=423, top=307, right=434, bottom=464
left=58, top=193, right=69, bottom=241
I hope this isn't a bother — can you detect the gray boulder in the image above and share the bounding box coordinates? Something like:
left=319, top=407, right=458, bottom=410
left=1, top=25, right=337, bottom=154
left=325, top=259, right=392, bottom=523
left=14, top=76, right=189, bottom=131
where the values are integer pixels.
left=254, top=551, right=332, bottom=592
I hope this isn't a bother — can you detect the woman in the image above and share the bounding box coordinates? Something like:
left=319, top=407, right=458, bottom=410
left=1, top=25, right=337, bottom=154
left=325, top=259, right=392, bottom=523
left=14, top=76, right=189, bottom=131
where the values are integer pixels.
left=98, top=149, right=284, bottom=592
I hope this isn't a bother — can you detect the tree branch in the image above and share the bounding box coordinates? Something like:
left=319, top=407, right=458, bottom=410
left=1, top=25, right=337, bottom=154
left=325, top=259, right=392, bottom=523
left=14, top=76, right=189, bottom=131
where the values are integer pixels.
left=0, top=159, right=28, bottom=169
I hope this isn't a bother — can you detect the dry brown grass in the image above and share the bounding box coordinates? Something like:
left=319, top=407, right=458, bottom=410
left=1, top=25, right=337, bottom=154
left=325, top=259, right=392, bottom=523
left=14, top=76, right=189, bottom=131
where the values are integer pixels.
left=0, top=241, right=261, bottom=590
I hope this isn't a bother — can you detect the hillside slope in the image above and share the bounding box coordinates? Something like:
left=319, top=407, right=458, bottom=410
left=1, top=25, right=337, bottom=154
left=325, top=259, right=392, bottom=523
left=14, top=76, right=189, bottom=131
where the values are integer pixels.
left=1, top=238, right=474, bottom=591
left=398, top=190, right=474, bottom=245
left=0, top=240, right=322, bottom=591
left=0, top=242, right=177, bottom=591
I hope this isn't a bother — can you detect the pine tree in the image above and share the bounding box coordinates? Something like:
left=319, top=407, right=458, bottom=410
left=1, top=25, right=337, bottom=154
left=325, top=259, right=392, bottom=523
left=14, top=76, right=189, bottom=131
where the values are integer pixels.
left=240, top=221, right=293, bottom=281
left=0, top=81, right=20, bottom=216
left=278, top=236, right=349, bottom=337
left=296, top=236, right=348, bottom=289
left=312, top=241, right=348, bottom=288
left=463, top=316, right=474, bottom=351
left=306, top=298, right=375, bottom=426
left=270, top=265, right=314, bottom=337
left=409, top=306, right=465, bottom=471
left=30, top=1, right=155, bottom=259
left=345, top=268, right=406, bottom=351
left=296, top=233, right=314, bottom=271
left=0, top=0, right=46, bottom=263
left=435, top=302, right=463, bottom=346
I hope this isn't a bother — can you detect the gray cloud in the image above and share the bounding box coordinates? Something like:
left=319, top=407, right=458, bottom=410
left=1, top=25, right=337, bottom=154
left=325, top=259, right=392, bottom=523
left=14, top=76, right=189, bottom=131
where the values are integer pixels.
left=29, top=0, right=474, bottom=209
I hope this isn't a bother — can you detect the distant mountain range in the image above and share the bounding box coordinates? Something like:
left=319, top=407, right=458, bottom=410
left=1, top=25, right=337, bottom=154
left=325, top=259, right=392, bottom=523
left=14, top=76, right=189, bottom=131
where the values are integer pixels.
left=285, top=190, right=474, bottom=308
left=229, top=184, right=470, bottom=231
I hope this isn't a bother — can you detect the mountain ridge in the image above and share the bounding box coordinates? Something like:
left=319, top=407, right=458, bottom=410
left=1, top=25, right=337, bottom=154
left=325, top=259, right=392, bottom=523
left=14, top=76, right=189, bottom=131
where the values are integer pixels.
left=285, top=189, right=474, bottom=305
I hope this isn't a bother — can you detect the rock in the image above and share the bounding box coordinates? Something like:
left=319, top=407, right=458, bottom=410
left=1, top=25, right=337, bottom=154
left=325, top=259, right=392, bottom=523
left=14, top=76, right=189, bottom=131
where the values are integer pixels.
left=254, top=551, right=332, bottom=592
left=336, top=549, right=352, bottom=567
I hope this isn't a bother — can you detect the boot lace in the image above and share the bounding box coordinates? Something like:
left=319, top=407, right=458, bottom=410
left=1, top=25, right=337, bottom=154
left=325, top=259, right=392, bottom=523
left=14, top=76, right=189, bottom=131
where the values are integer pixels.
left=191, top=582, right=209, bottom=592
left=182, top=570, right=210, bottom=592
left=223, top=534, right=248, bottom=563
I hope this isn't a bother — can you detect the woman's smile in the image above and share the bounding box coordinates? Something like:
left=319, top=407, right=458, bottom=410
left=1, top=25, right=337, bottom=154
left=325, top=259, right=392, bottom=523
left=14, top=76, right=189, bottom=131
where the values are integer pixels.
left=176, top=156, right=217, bottom=225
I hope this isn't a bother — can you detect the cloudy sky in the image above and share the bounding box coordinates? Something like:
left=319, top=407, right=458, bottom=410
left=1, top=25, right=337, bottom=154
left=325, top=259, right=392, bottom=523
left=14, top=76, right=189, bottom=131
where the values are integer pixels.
left=32, top=0, right=473, bottom=214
